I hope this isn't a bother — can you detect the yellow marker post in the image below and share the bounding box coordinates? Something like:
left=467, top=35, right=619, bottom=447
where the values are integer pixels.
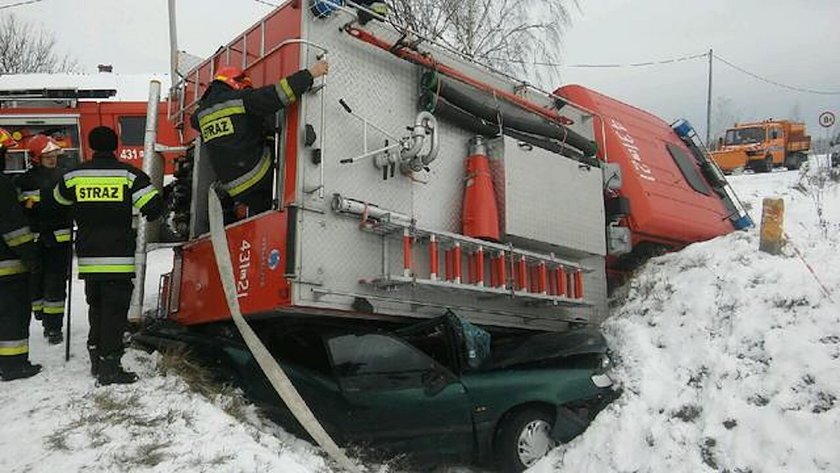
left=759, top=198, right=784, bottom=255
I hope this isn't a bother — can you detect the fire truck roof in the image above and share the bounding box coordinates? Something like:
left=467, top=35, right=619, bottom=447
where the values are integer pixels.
left=0, top=73, right=171, bottom=102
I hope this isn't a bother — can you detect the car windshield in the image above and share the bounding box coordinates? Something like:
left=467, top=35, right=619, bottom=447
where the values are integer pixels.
left=725, top=127, right=765, bottom=145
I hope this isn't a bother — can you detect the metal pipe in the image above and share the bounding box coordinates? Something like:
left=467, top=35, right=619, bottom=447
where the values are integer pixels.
left=167, top=0, right=179, bottom=92
left=331, top=194, right=412, bottom=226
left=318, top=51, right=328, bottom=198
left=129, top=80, right=163, bottom=323
left=401, top=111, right=439, bottom=172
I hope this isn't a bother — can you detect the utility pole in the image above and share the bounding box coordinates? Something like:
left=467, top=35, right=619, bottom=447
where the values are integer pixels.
left=706, top=48, right=713, bottom=146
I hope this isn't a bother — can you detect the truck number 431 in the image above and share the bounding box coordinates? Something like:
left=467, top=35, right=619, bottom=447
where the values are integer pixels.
left=237, top=239, right=251, bottom=297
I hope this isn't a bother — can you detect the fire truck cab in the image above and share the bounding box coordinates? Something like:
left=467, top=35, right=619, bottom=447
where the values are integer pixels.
left=0, top=73, right=180, bottom=175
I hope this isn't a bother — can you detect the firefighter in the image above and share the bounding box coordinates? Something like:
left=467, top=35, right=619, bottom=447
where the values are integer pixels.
left=191, top=60, right=329, bottom=219
left=54, top=126, right=164, bottom=385
left=15, top=135, right=73, bottom=344
left=0, top=128, right=42, bottom=381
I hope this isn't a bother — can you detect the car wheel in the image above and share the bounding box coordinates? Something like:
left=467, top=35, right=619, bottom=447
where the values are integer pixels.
left=495, top=407, right=558, bottom=472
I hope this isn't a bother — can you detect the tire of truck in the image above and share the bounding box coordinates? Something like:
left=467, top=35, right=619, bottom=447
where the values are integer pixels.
left=756, top=155, right=773, bottom=173
left=495, top=406, right=558, bottom=473
left=785, top=152, right=804, bottom=170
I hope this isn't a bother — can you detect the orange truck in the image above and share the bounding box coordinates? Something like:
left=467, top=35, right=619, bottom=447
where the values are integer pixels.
left=711, top=119, right=811, bottom=173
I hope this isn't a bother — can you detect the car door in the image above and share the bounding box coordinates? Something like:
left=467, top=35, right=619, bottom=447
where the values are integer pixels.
left=326, top=332, right=474, bottom=459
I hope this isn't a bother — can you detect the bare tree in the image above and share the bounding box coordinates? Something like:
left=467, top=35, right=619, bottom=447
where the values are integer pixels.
left=0, top=14, right=78, bottom=74
left=710, top=96, right=739, bottom=149
left=386, top=0, right=576, bottom=85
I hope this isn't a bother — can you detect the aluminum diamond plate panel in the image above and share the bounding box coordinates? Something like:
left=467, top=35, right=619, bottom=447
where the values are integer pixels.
left=488, top=136, right=607, bottom=256
left=287, top=12, right=607, bottom=330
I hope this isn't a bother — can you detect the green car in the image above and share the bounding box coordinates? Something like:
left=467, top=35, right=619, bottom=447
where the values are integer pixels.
left=139, top=313, right=617, bottom=472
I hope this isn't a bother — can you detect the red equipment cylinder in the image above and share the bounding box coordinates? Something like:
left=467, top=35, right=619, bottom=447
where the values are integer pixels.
left=517, top=256, right=527, bottom=291
left=429, top=235, right=439, bottom=280
left=497, top=252, right=507, bottom=290
left=403, top=229, right=411, bottom=277
left=538, top=263, right=548, bottom=295
left=461, top=136, right=500, bottom=241
left=574, top=271, right=584, bottom=299
left=555, top=268, right=566, bottom=297
left=476, top=248, right=485, bottom=286
left=453, top=243, right=462, bottom=283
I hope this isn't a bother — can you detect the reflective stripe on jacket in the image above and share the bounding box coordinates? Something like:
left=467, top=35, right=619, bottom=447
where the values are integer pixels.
left=0, top=174, right=37, bottom=280
left=53, top=152, right=163, bottom=279
left=191, top=69, right=313, bottom=198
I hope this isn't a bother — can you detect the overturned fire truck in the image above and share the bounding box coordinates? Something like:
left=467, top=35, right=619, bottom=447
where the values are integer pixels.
left=138, top=1, right=750, bottom=470
left=154, top=2, right=747, bottom=331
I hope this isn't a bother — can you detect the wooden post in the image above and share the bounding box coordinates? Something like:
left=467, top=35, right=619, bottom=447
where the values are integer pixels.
left=759, top=198, right=784, bottom=254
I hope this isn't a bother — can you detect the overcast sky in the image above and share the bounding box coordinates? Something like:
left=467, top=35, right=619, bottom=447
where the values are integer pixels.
left=6, top=0, right=839, bottom=139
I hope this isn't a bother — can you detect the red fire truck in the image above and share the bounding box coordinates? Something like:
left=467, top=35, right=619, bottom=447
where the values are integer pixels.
left=0, top=73, right=180, bottom=175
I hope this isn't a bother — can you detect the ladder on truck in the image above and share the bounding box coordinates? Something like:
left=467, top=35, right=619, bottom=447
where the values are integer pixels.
left=333, top=196, right=592, bottom=307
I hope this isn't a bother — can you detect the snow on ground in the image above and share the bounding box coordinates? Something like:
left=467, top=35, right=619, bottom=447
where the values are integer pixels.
left=535, top=158, right=840, bottom=472
left=0, top=250, right=335, bottom=473
left=3, top=158, right=839, bottom=473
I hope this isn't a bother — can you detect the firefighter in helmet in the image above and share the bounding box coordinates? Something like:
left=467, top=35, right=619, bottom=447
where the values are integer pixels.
left=54, top=126, right=164, bottom=385
left=15, top=135, right=73, bottom=345
left=191, top=60, right=329, bottom=219
left=0, top=128, right=42, bottom=381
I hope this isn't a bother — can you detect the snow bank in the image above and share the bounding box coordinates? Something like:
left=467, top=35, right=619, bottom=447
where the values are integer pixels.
left=535, top=163, right=840, bottom=472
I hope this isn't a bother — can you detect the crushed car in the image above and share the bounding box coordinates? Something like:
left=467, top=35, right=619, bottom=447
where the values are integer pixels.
left=137, top=312, right=618, bottom=472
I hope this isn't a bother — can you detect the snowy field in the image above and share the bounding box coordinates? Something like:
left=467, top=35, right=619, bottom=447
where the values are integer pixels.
left=2, top=158, right=839, bottom=472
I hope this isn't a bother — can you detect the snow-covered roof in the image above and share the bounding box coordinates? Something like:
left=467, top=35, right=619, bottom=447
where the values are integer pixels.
left=0, top=72, right=171, bottom=102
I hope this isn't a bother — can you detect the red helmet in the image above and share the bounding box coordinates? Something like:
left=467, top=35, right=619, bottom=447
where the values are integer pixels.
left=214, top=66, right=253, bottom=90
left=0, top=127, right=16, bottom=149
left=26, top=134, right=63, bottom=164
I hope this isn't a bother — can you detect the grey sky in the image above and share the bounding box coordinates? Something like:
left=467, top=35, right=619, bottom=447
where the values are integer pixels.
left=6, top=0, right=839, bottom=138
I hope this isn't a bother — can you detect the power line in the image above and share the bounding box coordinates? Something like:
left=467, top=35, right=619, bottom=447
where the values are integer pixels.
left=499, top=49, right=840, bottom=97
left=566, top=52, right=709, bottom=68
left=713, top=54, right=840, bottom=96
left=253, top=0, right=279, bottom=7
left=486, top=52, right=708, bottom=68
left=0, top=0, right=44, bottom=10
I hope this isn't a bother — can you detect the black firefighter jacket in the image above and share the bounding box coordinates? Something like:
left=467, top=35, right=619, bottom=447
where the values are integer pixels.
left=53, top=152, right=164, bottom=279
left=190, top=69, right=314, bottom=198
left=0, top=173, right=37, bottom=281
left=15, top=165, right=73, bottom=246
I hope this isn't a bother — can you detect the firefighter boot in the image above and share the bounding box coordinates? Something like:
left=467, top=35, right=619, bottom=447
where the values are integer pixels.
left=88, top=345, right=99, bottom=376
left=46, top=330, right=63, bottom=345
left=96, top=354, right=138, bottom=386
left=0, top=360, right=42, bottom=381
